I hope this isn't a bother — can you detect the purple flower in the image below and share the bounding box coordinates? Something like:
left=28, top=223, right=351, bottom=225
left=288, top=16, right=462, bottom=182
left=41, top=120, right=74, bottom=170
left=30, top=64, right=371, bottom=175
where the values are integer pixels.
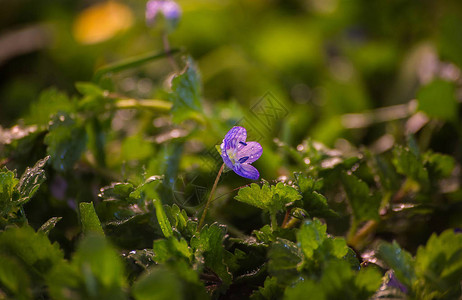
left=146, top=0, right=181, bottom=27
left=220, top=126, right=263, bottom=180
left=387, top=271, right=408, bottom=294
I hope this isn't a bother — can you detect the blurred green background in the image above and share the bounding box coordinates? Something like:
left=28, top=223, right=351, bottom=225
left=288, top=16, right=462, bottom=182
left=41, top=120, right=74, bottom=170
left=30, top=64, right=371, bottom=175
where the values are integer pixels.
left=2, top=0, right=461, bottom=148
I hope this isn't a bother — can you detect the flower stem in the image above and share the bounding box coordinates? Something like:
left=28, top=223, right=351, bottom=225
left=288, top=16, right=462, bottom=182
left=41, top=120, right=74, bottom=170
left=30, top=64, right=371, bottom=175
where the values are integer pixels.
left=162, top=31, right=179, bottom=72
left=198, top=163, right=224, bottom=229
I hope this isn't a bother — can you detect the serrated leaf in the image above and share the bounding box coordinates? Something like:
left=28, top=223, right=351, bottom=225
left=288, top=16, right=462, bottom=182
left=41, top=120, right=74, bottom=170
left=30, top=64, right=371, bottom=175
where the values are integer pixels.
left=284, top=261, right=381, bottom=300
left=99, top=182, right=135, bottom=202
left=297, top=219, right=327, bottom=259
left=152, top=237, right=192, bottom=264
left=235, top=182, right=301, bottom=214
left=253, top=224, right=274, bottom=243
left=79, top=202, right=104, bottom=235
left=341, top=172, right=380, bottom=222
left=415, top=229, right=462, bottom=297
left=235, top=183, right=272, bottom=211
left=39, top=217, right=62, bottom=236
left=250, top=276, right=283, bottom=300
left=377, top=241, right=416, bottom=288
left=295, top=173, right=333, bottom=217
left=0, top=168, right=18, bottom=216
left=271, top=182, right=302, bottom=211
left=392, top=146, right=429, bottom=186
left=169, top=57, right=203, bottom=123
left=267, top=238, right=303, bottom=284
left=16, top=156, right=49, bottom=203
left=424, top=152, right=455, bottom=179
left=164, top=204, right=197, bottom=238
left=44, top=112, right=87, bottom=172
left=190, top=223, right=232, bottom=286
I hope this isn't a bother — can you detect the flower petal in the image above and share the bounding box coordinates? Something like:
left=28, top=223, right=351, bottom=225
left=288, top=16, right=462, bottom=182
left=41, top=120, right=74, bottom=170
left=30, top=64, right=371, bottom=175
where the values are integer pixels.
left=223, top=126, right=247, bottom=151
left=220, top=146, right=234, bottom=170
left=236, top=141, right=262, bottom=164
left=234, top=164, right=259, bottom=180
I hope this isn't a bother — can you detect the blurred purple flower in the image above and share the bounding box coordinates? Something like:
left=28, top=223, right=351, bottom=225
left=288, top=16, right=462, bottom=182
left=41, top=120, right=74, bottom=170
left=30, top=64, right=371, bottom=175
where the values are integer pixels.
left=220, top=126, right=262, bottom=180
left=146, top=0, right=181, bottom=27
left=387, top=271, right=408, bottom=294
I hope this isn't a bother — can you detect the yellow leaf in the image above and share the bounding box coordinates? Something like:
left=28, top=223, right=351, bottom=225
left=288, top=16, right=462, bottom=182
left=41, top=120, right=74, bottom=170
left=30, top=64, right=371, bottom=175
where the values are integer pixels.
left=73, top=1, right=133, bottom=44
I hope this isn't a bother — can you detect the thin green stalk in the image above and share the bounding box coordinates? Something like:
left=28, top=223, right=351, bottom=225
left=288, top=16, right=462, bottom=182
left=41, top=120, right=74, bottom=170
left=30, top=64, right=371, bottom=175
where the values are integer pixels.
left=114, top=98, right=172, bottom=113
left=93, top=49, right=180, bottom=81
left=162, top=31, right=179, bottom=72
left=270, top=212, right=278, bottom=230
left=198, top=163, right=224, bottom=229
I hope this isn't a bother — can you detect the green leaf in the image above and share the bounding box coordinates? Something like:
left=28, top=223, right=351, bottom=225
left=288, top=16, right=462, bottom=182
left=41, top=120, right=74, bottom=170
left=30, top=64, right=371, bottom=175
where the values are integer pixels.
left=297, top=219, right=327, bottom=259
left=355, top=266, right=383, bottom=294
left=295, top=218, right=348, bottom=272
left=271, top=182, right=302, bottom=213
left=235, top=182, right=301, bottom=214
left=25, top=88, right=75, bottom=128
left=295, top=173, right=333, bottom=217
left=415, top=229, right=462, bottom=298
left=38, top=216, right=63, bottom=236
left=190, top=223, right=232, bottom=286
left=132, top=265, right=183, bottom=300
left=369, top=153, right=401, bottom=192
left=0, top=226, right=64, bottom=278
left=235, top=183, right=273, bottom=211
left=152, top=237, right=192, bottom=264
left=424, top=152, right=456, bottom=179
left=164, top=204, right=197, bottom=239
left=392, top=146, right=429, bottom=186
left=0, top=254, right=32, bottom=299
left=250, top=276, right=283, bottom=300
left=153, top=199, right=173, bottom=238
left=284, top=261, right=381, bottom=300
left=79, top=202, right=104, bottom=235
left=16, top=156, right=49, bottom=204
left=44, top=112, right=87, bottom=172
left=75, top=82, right=104, bottom=96
left=341, top=172, right=380, bottom=222
left=253, top=224, right=275, bottom=243
left=377, top=241, right=416, bottom=288
left=125, top=249, right=155, bottom=270
left=0, top=168, right=18, bottom=216
left=417, top=79, right=458, bottom=122
left=99, top=182, right=135, bottom=202
left=267, top=238, right=303, bottom=284
left=169, top=57, right=203, bottom=123
left=47, top=234, right=126, bottom=300
left=121, top=135, right=154, bottom=161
